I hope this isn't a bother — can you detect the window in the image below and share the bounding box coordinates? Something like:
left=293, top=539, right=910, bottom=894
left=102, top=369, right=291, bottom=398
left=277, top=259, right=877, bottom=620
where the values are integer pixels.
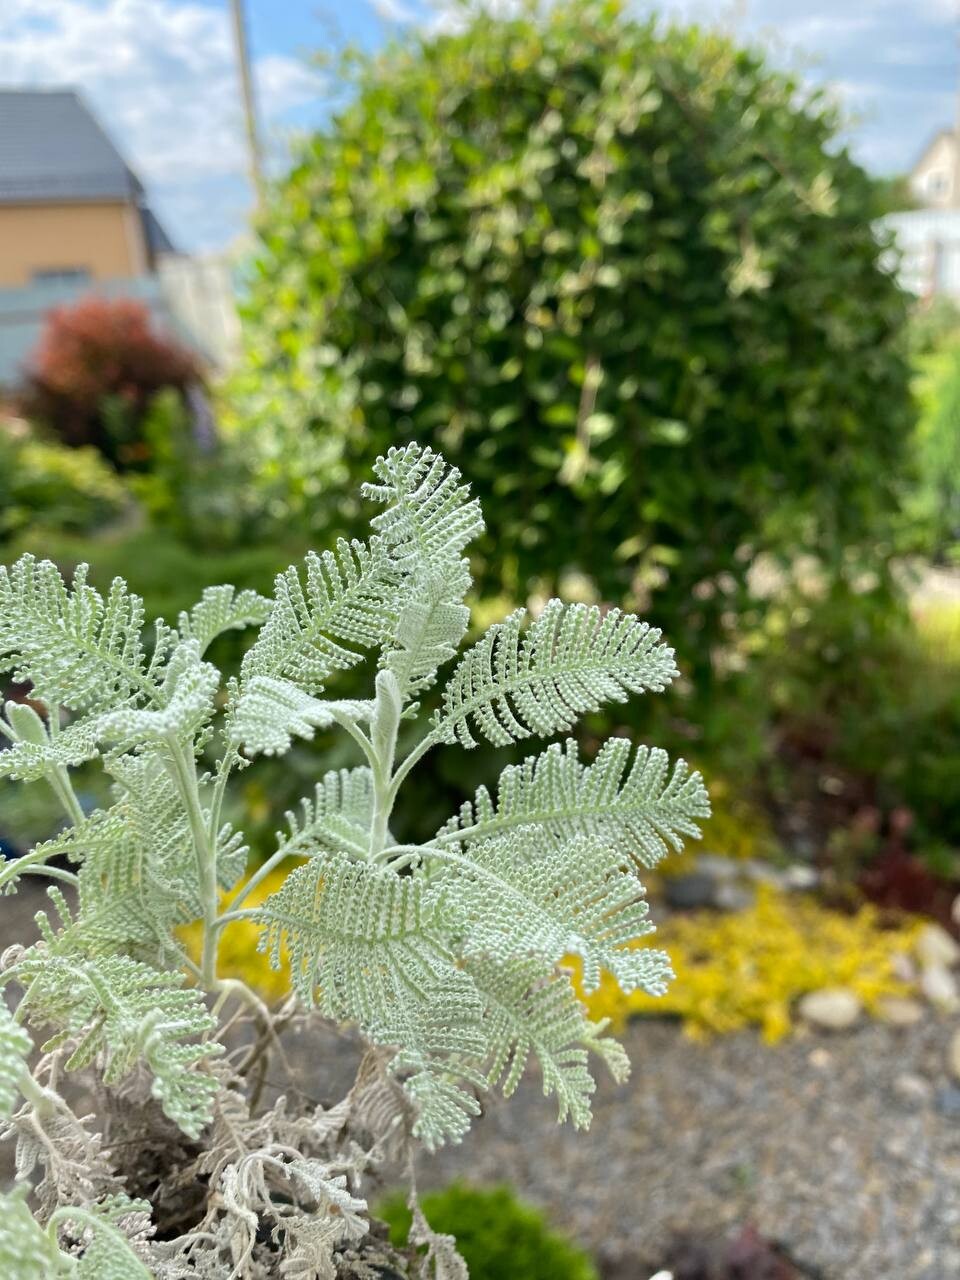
left=31, top=267, right=91, bottom=285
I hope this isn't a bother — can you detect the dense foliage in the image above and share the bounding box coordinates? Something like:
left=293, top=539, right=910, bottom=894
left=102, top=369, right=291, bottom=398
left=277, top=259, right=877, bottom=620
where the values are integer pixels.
left=239, top=0, right=912, bottom=668
left=380, top=1184, right=598, bottom=1280
left=20, top=297, right=203, bottom=470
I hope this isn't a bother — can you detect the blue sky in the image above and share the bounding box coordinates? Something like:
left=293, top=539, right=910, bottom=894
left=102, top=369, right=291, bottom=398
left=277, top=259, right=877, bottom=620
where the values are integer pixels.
left=0, top=1, right=956, bottom=253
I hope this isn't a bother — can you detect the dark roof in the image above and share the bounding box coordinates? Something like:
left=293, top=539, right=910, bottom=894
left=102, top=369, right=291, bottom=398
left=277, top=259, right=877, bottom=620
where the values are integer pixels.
left=140, top=206, right=176, bottom=258
left=0, top=88, right=140, bottom=203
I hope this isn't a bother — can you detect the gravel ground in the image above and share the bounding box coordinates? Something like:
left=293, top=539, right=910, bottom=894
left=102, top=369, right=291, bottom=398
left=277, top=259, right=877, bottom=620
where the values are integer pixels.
left=416, top=1016, right=960, bottom=1279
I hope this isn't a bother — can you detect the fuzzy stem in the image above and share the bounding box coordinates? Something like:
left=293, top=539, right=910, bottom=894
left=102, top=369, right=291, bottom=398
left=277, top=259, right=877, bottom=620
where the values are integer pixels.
left=0, top=844, right=71, bottom=894
left=166, top=736, right=219, bottom=988
left=366, top=670, right=402, bottom=859
left=387, top=727, right=439, bottom=805
left=47, top=765, right=85, bottom=828
left=216, top=849, right=288, bottom=921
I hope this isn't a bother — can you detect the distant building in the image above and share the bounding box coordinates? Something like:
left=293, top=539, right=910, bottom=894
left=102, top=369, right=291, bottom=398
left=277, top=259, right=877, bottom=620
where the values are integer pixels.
left=909, top=129, right=959, bottom=209
left=0, top=88, right=174, bottom=289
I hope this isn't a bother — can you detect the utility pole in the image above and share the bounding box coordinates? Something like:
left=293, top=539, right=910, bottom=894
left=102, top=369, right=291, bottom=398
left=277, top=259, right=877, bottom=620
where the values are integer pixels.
left=229, top=0, right=265, bottom=207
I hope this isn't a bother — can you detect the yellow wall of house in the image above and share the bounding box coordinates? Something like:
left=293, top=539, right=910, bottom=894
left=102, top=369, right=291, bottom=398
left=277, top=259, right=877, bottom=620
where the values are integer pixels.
left=0, top=201, right=146, bottom=287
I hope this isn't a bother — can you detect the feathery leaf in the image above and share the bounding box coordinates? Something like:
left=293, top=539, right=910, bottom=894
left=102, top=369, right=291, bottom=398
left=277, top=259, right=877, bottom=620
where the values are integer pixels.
left=432, top=600, right=679, bottom=748
left=231, top=674, right=374, bottom=756
left=438, top=736, right=710, bottom=867
left=0, top=556, right=156, bottom=712
left=469, top=955, right=598, bottom=1127
left=277, top=767, right=374, bottom=861
left=239, top=540, right=400, bottom=692
left=448, top=830, right=673, bottom=996
left=0, top=703, right=100, bottom=783
left=0, top=1188, right=65, bottom=1278
left=177, top=584, right=272, bottom=654
left=0, top=1003, right=31, bottom=1120
left=363, top=442, right=485, bottom=568
left=16, top=944, right=219, bottom=1139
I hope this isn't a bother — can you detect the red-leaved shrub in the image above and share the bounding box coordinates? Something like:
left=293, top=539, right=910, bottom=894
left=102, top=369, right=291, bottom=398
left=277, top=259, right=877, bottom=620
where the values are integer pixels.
left=20, top=296, right=203, bottom=469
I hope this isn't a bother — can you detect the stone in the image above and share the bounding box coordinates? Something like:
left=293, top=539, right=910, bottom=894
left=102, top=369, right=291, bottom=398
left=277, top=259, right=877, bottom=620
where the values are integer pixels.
left=783, top=864, right=819, bottom=890
left=920, top=963, right=960, bottom=1011
left=936, top=1084, right=960, bottom=1118
left=694, top=853, right=740, bottom=880
left=808, top=1047, right=832, bottom=1070
left=916, top=923, right=960, bottom=971
left=664, top=872, right=717, bottom=911
left=713, top=881, right=755, bottom=912
left=875, top=996, right=925, bottom=1027
left=950, top=1028, right=960, bottom=1082
left=742, top=859, right=785, bottom=887
left=893, top=1073, right=933, bottom=1107
left=797, top=987, right=862, bottom=1030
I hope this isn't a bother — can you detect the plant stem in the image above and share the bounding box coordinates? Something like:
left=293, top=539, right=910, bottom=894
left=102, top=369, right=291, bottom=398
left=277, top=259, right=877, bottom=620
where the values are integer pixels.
left=217, top=849, right=288, bottom=920
left=387, top=728, right=438, bottom=805
left=212, top=906, right=261, bottom=930
left=47, top=764, right=85, bottom=828
left=208, top=745, right=238, bottom=844
left=0, top=844, right=72, bottom=894
left=166, top=736, right=219, bottom=988
left=367, top=671, right=403, bottom=858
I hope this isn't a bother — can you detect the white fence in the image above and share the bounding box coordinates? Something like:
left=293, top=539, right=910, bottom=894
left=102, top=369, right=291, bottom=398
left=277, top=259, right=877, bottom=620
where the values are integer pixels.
left=0, top=255, right=240, bottom=388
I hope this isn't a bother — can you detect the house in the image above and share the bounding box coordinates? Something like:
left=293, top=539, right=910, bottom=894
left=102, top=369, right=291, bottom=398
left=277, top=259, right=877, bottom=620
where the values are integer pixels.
left=909, top=128, right=959, bottom=209
left=0, top=88, right=174, bottom=289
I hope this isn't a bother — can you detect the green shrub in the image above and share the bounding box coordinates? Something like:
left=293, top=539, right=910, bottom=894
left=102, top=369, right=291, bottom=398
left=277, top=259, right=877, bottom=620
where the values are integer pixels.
left=766, top=583, right=960, bottom=868
left=238, top=0, right=912, bottom=675
left=0, top=419, right=127, bottom=543
left=128, top=390, right=275, bottom=552
left=379, top=1184, right=598, bottom=1280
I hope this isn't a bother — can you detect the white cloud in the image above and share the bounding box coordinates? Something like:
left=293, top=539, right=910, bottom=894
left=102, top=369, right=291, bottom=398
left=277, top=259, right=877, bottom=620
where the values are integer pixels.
left=0, top=0, right=322, bottom=250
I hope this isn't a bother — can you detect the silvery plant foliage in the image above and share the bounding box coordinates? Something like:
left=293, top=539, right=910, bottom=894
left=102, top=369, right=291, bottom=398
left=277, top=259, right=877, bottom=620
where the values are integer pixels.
left=0, top=445, right=709, bottom=1277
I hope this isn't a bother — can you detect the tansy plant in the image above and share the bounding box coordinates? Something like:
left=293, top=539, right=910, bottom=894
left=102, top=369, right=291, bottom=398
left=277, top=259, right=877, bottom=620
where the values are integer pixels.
left=0, top=445, right=708, bottom=1278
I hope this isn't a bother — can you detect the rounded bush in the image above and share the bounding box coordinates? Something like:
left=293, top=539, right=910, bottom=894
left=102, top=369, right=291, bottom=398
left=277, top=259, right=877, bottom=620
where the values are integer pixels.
left=240, top=0, right=912, bottom=669
left=378, top=1183, right=598, bottom=1280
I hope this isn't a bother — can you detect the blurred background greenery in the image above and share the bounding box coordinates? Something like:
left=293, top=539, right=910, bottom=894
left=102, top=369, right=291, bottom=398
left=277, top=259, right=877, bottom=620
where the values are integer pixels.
left=5, top=0, right=956, bottom=917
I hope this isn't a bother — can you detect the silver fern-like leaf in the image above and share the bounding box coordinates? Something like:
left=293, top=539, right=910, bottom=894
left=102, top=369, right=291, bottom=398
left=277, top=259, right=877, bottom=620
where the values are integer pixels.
left=176, top=584, right=272, bottom=654
left=364, top=444, right=483, bottom=700
left=0, top=702, right=100, bottom=783
left=431, top=599, right=679, bottom=748
left=445, top=829, right=673, bottom=996
left=239, top=539, right=400, bottom=693
left=0, top=1004, right=31, bottom=1120
left=0, top=556, right=162, bottom=712
left=469, top=954, right=599, bottom=1128
left=230, top=673, right=374, bottom=756
left=438, top=736, right=710, bottom=867
left=0, top=1188, right=66, bottom=1278
left=275, top=766, right=375, bottom=862
left=14, top=936, right=219, bottom=1140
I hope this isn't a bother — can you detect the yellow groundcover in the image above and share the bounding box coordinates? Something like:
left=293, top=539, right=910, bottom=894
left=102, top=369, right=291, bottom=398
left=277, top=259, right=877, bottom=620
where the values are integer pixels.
left=574, top=884, right=923, bottom=1043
